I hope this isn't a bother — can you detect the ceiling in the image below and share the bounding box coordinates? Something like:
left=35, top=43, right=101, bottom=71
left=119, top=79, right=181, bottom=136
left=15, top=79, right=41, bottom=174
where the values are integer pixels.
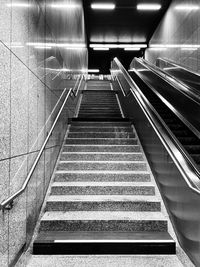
left=83, top=0, right=172, bottom=73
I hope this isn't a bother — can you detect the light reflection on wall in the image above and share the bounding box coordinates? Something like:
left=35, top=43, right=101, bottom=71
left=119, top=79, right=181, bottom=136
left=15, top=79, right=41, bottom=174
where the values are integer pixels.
left=145, top=0, right=200, bottom=73
left=90, top=34, right=146, bottom=43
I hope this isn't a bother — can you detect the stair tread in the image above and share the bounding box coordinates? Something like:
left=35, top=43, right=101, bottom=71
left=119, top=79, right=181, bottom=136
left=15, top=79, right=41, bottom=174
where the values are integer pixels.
left=55, top=170, right=150, bottom=174
left=61, top=152, right=142, bottom=155
left=47, top=195, right=159, bottom=202
left=35, top=231, right=174, bottom=242
left=41, top=211, right=167, bottom=221
left=51, top=182, right=153, bottom=186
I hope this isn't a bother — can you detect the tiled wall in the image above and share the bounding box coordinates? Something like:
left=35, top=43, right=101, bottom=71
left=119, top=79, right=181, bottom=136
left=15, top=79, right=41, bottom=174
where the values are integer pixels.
left=145, top=0, right=200, bottom=73
left=0, top=0, right=87, bottom=266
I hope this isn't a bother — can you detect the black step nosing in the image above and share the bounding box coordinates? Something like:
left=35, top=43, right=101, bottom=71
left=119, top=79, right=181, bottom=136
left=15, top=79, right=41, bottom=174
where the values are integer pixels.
left=33, top=231, right=176, bottom=255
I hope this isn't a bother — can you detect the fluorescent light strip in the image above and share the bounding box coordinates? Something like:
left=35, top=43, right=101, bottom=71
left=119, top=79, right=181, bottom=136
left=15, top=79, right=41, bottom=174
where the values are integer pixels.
left=6, top=3, right=30, bottom=7
left=124, top=48, right=140, bottom=51
left=150, top=44, right=200, bottom=48
left=181, top=47, right=197, bottom=51
left=27, top=42, right=86, bottom=48
left=91, top=3, right=115, bottom=10
left=88, top=69, right=99, bottom=73
left=93, top=48, right=109, bottom=51
left=137, top=4, right=161, bottom=10
left=51, top=4, right=79, bottom=9
left=175, top=5, right=199, bottom=10
left=90, top=44, right=147, bottom=48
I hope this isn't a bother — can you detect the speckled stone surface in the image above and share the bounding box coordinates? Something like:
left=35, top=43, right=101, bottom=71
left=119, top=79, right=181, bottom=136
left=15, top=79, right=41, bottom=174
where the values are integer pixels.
left=63, top=145, right=141, bottom=152
left=50, top=182, right=155, bottom=195
left=60, top=152, right=144, bottom=161
left=0, top=43, right=11, bottom=160
left=65, top=138, right=138, bottom=145
left=40, top=211, right=167, bottom=232
left=45, top=195, right=160, bottom=212
left=27, top=255, right=184, bottom=267
left=69, top=127, right=133, bottom=132
left=57, top=161, right=147, bottom=171
left=69, top=122, right=132, bottom=127
left=68, top=132, right=135, bottom=138
left=54, top=171, right=151, bottom=182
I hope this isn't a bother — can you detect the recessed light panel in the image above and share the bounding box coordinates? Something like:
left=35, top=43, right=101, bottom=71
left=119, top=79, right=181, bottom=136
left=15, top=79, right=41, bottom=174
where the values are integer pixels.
left=137, top=4, right=161, bottom=10
left=91, top=3, right=115, bottom=10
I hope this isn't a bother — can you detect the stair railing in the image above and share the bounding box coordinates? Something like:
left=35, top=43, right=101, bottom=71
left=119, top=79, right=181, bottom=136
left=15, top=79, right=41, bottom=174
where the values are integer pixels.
left=111, top=57, right=200, bottom=195
left=0, top=84, right=78, bottom=211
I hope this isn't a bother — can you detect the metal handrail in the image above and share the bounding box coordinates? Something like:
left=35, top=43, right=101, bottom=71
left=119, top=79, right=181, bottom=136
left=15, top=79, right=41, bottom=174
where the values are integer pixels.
left=75, top=75, right=84, bottom=96
left=157, top=57, right=200, bottom=78
left=131, top=58, right=200, bottom=139
left=138, top=58, right=200, bottom=104
left=112, top=57, right=200, bottom=195
left=0, top=88, right=73, bottom=211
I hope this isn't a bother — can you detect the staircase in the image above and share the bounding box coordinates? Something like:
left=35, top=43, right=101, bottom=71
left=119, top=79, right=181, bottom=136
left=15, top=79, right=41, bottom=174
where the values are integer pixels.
left=33, top=80, right=175, bottom=255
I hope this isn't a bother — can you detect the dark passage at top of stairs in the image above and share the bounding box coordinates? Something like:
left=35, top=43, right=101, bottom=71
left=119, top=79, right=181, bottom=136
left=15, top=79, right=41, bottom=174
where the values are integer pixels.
left=33, top=80, right=175, bottom=255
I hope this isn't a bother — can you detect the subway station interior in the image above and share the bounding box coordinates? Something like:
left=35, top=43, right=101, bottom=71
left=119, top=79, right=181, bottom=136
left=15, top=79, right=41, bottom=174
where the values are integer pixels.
left=1, top=0, right=200, bottom=266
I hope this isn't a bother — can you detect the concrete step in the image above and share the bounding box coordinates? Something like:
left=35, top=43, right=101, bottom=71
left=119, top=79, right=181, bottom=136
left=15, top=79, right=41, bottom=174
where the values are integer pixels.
left=70, top=121, right=131, bottom=126
left=54, top=171, right=151, bottom=182
left=67, top=132, right=135, bottom=138
left=65, top=138, right=137, bottom=145
left=78, top=111, right=121, bottom=114
left=50, top=182, right=155, bottom=195
left=63, top=145, right=141, bottom=152
left=60, top=152, right=143, bottom=161
left=78, top=115, right=122, bottom=118
left=39, top=211, right=168, bottom=232
left=57, top=161, right=147, bottom=171
left=45, top=195, right=161, bottom=212
left=33, top=231, right=175, bottom=255
left=69, top=127, right=133, bottom=132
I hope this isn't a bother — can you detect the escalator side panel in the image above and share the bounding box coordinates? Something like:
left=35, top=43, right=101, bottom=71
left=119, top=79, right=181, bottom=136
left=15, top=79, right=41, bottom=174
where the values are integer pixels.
left=114, top=84, right=200, bottom=267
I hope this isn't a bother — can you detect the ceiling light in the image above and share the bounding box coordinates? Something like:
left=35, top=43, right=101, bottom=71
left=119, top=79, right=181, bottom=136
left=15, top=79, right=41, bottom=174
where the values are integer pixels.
left=90, top=44, right=147, bottom=48
left=137, top=4, right=161, bottom=10
left=51, top=4, right=79, bottom=9
left=93, top=48, right=109, bottom=51
left=91, top=3, right=115, bottom=10
left=124, top=48, right=141, bottom=51
left=88, top=69, right=100, bottom=73
left=175, top=5, right=199, bottom=11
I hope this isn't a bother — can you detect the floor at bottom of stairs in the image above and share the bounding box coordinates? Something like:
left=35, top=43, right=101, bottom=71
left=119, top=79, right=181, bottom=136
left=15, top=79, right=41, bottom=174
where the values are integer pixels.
left=25, top=254, right=186, bottom=267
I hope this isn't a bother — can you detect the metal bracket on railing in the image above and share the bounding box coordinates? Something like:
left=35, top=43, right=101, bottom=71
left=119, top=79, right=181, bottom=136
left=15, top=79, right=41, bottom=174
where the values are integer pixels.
left=3, top=200, right=14, bottom=211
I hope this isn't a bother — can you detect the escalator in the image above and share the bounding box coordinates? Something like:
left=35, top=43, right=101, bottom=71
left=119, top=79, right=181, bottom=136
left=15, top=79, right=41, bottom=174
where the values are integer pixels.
left=130, top=69, right=200, bottom=166
left=111, top=57, right=200, bottom=266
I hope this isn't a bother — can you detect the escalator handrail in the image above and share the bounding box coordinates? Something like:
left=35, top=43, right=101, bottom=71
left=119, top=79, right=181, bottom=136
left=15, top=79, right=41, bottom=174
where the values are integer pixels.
left=132, top=57, right=200, bottom=139
left=137, top=58, right=200, bottom=104
left=112, top=57, right=200, bottom=195
left=0, top=87, right=73, bottom=211
left=157, top=57, right=200, bottom=78
left=156, top=57, right=200, bottom=99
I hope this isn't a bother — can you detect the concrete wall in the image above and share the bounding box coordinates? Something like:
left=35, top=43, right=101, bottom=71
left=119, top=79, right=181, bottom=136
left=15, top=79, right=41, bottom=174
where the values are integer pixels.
left=145, top=0, right=200, bottom=73
left=0, top=0, right=87, bottom=266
